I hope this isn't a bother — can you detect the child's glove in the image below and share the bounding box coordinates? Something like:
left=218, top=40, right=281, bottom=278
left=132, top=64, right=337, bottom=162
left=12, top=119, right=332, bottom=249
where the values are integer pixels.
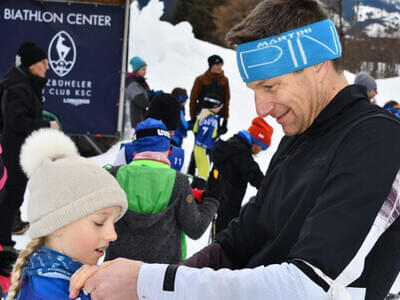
left=203, top=168, right=225, bottom=202
left=191, top=175, right=207, bottom=190
left=192, top=189, right=205, bottom=203
left=187, top=119, right=195, bottom=131
left=218, top=119, right=228, bottom=136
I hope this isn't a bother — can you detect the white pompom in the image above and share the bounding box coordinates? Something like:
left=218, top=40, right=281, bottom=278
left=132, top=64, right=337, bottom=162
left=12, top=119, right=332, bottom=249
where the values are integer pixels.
left=20, top=128, right=79, bottom=178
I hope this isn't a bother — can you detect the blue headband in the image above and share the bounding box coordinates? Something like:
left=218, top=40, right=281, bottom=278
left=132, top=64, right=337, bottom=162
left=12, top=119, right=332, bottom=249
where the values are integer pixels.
left=236, top=19, right=342, bottom=83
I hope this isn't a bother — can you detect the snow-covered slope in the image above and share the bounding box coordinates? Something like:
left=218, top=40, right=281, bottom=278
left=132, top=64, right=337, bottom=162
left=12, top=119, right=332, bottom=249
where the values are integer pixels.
left=321, top=0, right=400, bottom=38
left=15, top=0, right=400, bottom=295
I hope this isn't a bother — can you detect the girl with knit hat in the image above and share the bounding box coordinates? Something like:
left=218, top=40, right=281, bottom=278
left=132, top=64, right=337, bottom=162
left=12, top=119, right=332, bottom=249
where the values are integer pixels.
left=5, top=128, right=127, bottom=299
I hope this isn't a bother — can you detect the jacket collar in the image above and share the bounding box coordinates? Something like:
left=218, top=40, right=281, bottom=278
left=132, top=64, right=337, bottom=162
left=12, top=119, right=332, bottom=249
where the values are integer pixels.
left=304, top=84, right=369, bottom=136
left=132, top=151, right=170, bottom=166
left=205, top=69, right=225, bottom=79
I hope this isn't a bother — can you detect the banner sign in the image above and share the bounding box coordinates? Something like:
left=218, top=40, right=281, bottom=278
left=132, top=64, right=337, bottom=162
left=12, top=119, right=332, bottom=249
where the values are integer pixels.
left=0, top=0, right=125, bottom=135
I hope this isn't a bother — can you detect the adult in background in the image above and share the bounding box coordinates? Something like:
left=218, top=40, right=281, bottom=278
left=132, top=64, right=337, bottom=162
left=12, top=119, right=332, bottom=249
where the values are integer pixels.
left=70, top=0, right=400, bottom=299
left=0, top=41, right=59, bottom=255
left=213, top=117, right=273, bottom=235
left=187, top=55, right=230, bottom=175
left=354, top=71, right=378, bottom=104
left=124, top=56, right=150, bottom=133
left=189, top=54, right=230, bottom=134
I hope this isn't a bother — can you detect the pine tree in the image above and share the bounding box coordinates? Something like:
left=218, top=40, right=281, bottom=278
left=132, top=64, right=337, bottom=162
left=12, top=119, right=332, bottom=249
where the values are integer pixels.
left=212, top=0, right=258, bottom=46
left=174, top=0, right=225, bottom=43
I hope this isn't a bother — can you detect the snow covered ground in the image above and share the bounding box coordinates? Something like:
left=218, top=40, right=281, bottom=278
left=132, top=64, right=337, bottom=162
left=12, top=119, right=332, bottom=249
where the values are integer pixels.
left=14, top=0, right=400, bottom=295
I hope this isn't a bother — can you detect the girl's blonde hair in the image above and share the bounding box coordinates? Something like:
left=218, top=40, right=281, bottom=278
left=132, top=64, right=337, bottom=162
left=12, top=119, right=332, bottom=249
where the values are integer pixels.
left=6, top=238, right=44, bottom=300
left=198, top=108, right=212, bottom=121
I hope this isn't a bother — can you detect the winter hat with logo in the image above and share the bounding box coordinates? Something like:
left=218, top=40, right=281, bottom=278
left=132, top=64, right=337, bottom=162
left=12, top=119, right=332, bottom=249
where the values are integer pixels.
left=203, top=93, right=223, bottom=109
left=17, top=41, right=47, bottom=68
left=132, top=118, right=171, bottom=153
left=20, top=128, right=128, bottom=239
left=145, top=93, right=180, bottom=130
left=208, top=55, right=224, bottom=68
left=354, top=72, right=377, bottom=93
left=129, top=56, right=147, bottom=73
left=248, top=117, right=273, bottom=150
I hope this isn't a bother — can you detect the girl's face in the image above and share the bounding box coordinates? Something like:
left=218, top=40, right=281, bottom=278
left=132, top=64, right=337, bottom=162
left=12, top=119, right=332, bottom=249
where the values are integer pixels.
left=211, top=105, right=223, bottom=114
left=45, top=206, right=121, bottom=265
left=136, top=65, right=147, bottom=78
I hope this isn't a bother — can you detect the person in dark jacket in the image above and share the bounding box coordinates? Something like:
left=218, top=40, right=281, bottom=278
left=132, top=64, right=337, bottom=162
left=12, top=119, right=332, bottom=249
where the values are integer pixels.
left=69, top=1, right=400, bottom=299
left=124, top=56, right=150, bottom=134
left=213, top=117, right=273, bottom=234
left=189, top=55, right=230, bottom=132
left=0, top=41, right=59, bottom=255
left=171, top=87, right=189, bottom=148
left=354, top=72, right=378, bottom=104
left=187, top=55, right=231, bottom=175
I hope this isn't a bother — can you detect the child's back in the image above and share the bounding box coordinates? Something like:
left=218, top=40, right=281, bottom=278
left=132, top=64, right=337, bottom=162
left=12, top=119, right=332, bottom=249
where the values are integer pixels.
left=105, top=119, right=219, bottom=264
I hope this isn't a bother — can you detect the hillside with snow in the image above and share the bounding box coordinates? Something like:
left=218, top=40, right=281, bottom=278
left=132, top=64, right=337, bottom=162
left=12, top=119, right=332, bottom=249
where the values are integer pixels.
left=321, top=0, right=400, bottom=38
left=14, top=0, right=400, bottom=295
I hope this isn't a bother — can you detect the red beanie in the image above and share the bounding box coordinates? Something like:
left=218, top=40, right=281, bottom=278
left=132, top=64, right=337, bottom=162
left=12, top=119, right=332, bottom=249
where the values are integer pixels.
left=248, top=117, right=273, bottom=149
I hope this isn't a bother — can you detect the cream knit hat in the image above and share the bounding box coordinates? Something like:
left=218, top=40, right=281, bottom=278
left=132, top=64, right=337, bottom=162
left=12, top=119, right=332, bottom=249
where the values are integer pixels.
left=20, top=128, right=128, bottom=239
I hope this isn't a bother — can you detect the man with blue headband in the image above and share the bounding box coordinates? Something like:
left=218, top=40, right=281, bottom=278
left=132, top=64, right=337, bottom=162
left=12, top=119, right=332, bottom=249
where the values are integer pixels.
left=70, top=1, right=400, bottom=299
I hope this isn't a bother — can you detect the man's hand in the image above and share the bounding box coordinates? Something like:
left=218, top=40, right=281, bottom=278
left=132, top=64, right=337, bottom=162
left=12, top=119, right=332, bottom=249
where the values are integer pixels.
left=69, top=258, right=144, bottom=300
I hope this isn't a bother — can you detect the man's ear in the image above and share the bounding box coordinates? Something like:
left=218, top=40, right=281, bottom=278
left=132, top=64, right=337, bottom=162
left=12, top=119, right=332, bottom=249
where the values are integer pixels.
left=314, top=61, right=330, bottom=82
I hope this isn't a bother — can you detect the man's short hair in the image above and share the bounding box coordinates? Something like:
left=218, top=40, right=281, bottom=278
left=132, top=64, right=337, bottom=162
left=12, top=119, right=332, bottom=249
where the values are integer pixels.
left=226, top=0, right=342, bottom=72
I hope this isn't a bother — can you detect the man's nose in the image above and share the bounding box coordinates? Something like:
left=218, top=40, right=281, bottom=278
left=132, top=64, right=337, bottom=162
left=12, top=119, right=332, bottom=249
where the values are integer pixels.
left=255, top=94, right=274, bottom=118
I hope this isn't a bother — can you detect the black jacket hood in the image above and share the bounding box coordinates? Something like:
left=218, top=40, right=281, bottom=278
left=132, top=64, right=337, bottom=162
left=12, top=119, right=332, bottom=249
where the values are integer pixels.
left=212, top=134, right=251, bottom=165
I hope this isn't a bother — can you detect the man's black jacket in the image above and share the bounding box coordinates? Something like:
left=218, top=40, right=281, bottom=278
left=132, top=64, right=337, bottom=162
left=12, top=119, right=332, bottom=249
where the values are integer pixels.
left=216, top=85, right=400, bottom=296
left=184, top=85, right=400, bottom=299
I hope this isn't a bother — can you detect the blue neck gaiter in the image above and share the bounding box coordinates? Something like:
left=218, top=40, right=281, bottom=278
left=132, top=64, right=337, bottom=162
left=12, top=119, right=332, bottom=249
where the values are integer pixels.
left=23, top=246, right=82, bottom=281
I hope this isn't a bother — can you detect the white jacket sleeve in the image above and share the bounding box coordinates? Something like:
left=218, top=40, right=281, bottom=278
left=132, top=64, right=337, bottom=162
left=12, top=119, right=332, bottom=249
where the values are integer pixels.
left=137, top=263, right=331, bottom=300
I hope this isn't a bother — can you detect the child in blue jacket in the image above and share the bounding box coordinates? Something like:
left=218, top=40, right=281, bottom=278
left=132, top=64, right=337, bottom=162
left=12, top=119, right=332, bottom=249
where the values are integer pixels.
left=193, top=93, right=223, bottom=179
left=5, top=129, right=127, bottom=300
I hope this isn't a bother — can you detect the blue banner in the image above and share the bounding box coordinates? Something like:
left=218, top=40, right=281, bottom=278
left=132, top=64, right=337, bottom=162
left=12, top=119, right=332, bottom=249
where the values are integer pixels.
left=0, top=0, right=125, bottom=135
